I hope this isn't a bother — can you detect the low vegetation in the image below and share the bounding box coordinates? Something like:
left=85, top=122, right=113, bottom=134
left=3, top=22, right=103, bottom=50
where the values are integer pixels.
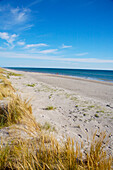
left=49, top=94, right=52, bottom=99
left=0, top=131, right=112, bottom=169
left=27, top=83, right=36, bottom=87
left=96, top=110, right=105, bottom=113
left=45, top=106, right=56, bottom=110
left=7, top=72, right=22, bottom=77
left=87, top=105, right=95, bottom=109
left=94, top=114, right=99, bottom=118
left=0, top=74, right=15, bottom=100
left=0, top=67, right=112, bottom=169
left=0, top=68, right=5, bottom=73
left=41, top=122, right=56, bottom=132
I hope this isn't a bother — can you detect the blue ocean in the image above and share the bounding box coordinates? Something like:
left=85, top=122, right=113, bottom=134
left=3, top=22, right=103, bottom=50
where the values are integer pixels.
left=6, top=67, right=113, bottom=83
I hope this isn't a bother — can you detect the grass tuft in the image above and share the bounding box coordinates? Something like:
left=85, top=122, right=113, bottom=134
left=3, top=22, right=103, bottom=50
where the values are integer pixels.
left=0, top=75, right=15, bottom=100
left=96, top=110, right=105, bottom=113
left=41, top=122, right=56, bottom=132
left=26, top=83, right=36, bottom=87
left=45, top=106, right=56, bottom=110
left=94, top=114, right=99, bottom=118
left=0, top=94, right=33, bottom=128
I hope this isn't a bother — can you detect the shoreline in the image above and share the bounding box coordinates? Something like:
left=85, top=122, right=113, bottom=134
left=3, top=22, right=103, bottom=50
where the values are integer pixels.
left=5, top=68, right=113, bottom=104
left=5, top=68, right=113, bottom=86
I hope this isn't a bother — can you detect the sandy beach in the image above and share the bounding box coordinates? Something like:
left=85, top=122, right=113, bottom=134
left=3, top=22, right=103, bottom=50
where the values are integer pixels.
left=6, top=69, right=113, bottom=155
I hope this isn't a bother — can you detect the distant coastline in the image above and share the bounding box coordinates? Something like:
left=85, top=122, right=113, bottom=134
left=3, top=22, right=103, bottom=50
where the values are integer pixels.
left=5, top=67, right=113, bottom=83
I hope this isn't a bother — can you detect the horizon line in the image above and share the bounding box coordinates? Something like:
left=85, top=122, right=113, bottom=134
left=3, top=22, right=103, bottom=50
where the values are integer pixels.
left=3, top=66, right=113, bottom=71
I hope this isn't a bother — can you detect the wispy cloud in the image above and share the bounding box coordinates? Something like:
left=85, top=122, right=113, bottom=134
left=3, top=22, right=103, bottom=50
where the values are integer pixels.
left=0, top=32, right=9, bottom=41
left=17, top=41, right=25, bottom=46
left=0, top=47, right=3, bottom=49
left=1, top=51, right=113, bottom=63
left=0, top=32, right=18, bottom=48
left=75, top=52, right=88, bottom=56
left=25, top=43, right=48, bottom=48
left=18, top=24, right=34, bottom=31
left=27, top=0, right=43, bottom=7
left=38, top=49, right=58, bottom=54
left=10, top=7, right=31, bottom=23
left=0, top=5, right=32, bottom=31
left=61, top=44, right=72, bottom=49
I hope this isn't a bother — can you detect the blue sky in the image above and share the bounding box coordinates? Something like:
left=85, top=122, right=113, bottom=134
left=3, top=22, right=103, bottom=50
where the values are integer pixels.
left=0, top=0, right=113, bottom=69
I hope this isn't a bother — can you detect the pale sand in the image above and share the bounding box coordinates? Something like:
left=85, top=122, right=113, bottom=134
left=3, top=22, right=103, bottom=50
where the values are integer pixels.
left=5, top=69, right=113, bottom=154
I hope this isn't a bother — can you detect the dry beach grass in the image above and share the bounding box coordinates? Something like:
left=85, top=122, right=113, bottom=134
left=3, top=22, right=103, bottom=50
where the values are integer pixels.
left=0, top=67, right=113, bottom=169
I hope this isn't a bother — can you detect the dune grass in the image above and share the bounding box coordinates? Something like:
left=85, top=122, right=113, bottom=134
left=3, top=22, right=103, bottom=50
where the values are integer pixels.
left=0, top=94, right=33, bottom=127
left=0, top=131, right=112, bottom=170
left=0, top=74, right=15, bottom=100
left=0, top=68, right=5, bottom=74
left=0, top=68, right=112, bottom=169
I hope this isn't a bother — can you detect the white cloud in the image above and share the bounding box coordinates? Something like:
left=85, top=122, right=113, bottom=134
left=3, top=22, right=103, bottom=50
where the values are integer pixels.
left=25, top=43, right=48, bottom=48
left=61, top=44, right=72, bottom=49
left=0, top=51, right=113, bottom=64
left=27, top=0, right=43, bottom=7
left=38, top=49, right=58, bottom=54
left=17, top=41, right=25, bottom=46
left=0, top=32, right=18, bottom=47
left=75, top=52, right=88, bottom=56
left=8, top=34, right=18, bottom=44
left=0, top=47, right=3, bottom=49
left=11, top=7, right=30, bottom=23
left=18, top=24, right=34, bottom=31
left=0, top=32, right=9, bottom=40
left=0, top=5, right=32, bottom=31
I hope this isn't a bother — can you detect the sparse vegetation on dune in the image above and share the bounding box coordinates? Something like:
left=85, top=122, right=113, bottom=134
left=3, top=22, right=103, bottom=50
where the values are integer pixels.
left=7, top=72, right=22, bottom=77
left=0, top=68, right=112, bottom=169
left=0, top=130, right=112, bottom=170
left=41, top=122, right=56, bottom=132
left=0, top=75, right=15, bottom=100
left=0, top=67, right=5, bottom=74
left=26, top=83, right=36, bottom=87
left=45, top=106, right=56, bottom=110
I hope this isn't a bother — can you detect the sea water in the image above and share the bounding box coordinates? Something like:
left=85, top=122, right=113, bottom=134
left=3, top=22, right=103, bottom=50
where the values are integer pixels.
left=6, top=67, right=113, bottom=83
